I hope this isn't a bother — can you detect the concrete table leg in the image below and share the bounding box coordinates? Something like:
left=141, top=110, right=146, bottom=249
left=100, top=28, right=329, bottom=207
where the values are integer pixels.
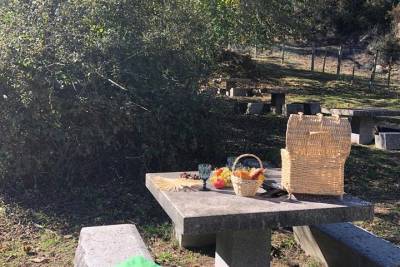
left=174, top=226, right=215, bottom=248
left=271, top=93, right=285, bottom=115
left=215, top=229, right=271, bottom=267
left=350, top=117, right=376, bottom=145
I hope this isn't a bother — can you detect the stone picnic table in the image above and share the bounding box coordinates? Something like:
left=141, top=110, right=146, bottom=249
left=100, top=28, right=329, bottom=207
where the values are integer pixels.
left=224, top=78, right=287, bottom=114
left=323, top=107, right=400, bottom=145
left=145, top=171, right=373, bottom=267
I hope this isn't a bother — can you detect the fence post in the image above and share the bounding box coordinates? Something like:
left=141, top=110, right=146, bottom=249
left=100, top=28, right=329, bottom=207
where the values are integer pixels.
left=336, top=45, right=342, bottom=78
left=388, top=56, right=393, bottom=88
left=281, top=44, right=285, bottom=64
left=322, top=49, right=327, bottom=73
left=311, top=42, right=316, bottom=71
left=351, top=61, right=356, bottom=85
left=369, top=50, right=379, bottom=89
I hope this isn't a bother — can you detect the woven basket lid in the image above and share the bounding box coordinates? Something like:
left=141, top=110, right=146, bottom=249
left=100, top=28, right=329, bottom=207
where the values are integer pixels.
left=285, top=113, right=351, bottom=157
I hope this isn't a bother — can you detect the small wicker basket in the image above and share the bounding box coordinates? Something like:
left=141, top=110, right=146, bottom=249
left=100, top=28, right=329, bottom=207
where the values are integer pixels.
left=231, top=154, right=264, bottom=197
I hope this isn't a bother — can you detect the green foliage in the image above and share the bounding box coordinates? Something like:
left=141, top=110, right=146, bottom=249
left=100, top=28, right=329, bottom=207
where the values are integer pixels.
left=371, top=33, right=400, bottom=62
left=198, top=1, right=296, bottom=46
left=293, top=0, right=398, bottom=43
left=0, top=0, right=222, bottom=190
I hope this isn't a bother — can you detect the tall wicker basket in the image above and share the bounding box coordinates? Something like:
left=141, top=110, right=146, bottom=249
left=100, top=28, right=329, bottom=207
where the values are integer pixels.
left=281, top=113, right=351, bottom=197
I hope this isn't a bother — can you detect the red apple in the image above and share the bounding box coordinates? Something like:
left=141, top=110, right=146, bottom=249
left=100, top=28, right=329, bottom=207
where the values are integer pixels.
left=213, top=178, right=225, bottom=189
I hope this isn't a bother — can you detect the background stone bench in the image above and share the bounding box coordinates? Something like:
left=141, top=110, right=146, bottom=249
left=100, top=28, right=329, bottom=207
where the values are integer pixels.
left=375, top=132, right=400, bottom=150
left=284, top=102, right=321, bottom=116
left=293, top=223, right=400, bottom=267
left=74, top=224, right=153, bottom=267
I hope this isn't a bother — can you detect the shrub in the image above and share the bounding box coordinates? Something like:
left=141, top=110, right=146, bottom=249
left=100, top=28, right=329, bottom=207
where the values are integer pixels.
left=0, top=0, right=222, bottom=191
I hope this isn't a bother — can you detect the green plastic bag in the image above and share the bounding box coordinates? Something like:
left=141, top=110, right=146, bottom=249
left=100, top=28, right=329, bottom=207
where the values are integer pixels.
left=115, top=256, right=160, bottom=267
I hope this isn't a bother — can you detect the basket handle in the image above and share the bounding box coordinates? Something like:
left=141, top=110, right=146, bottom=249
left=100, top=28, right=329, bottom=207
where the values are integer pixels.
left=232, top=154, right=263, bottom=172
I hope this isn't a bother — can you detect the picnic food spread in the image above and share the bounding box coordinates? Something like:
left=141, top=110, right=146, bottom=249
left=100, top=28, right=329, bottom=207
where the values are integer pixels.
left=153, top=154, right=267, bottom=197
left=210, top=167, right=232, bottom=188
left=152, top=176, right=202, bottom=192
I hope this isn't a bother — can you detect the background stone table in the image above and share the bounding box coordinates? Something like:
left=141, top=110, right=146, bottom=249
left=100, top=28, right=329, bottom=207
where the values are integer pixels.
left=324, top=108, right=400, bottom=145
left=146, top=172, right=373, bottom=267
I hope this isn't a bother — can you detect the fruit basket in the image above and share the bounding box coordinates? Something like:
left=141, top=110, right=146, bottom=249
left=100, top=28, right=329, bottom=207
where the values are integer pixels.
left=231, top=154, right=265, bottom=197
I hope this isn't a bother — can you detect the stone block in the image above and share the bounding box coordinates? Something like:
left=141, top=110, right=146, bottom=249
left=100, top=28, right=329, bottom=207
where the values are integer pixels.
left=229, top=88, right=247, bottom=97
left=375, top=132, right=400, bottom=150
left=216, top=229, right=271, bottom=267
left=74, top=224, right=152, bottom=267
left=293, top=223, right=400, bottom=267
left=174, top=226, right=215, bottom=248
left=304, top=102, right=321, bottom=115
left=271, top=93, right=285, bottom=115
left=350, top=117, right=376, bottom=145
left=284, top=103, right=304, bottom=116
left=246, top=103, right=264, bottom=115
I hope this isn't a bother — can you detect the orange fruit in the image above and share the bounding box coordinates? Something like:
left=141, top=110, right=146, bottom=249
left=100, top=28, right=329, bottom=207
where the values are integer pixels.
left=250, top=168, right=264, bottom=180
left=234, top=170, right=251, bottom=180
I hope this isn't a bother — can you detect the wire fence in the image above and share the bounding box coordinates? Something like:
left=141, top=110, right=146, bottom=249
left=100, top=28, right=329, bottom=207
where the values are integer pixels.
left=233, top=44, right=400, bottom=89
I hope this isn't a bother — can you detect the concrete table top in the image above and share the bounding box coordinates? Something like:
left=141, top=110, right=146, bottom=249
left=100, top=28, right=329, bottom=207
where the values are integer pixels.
left=327, top=108, right=400, bottom=117
left=146, top=171, right=373, bottom=235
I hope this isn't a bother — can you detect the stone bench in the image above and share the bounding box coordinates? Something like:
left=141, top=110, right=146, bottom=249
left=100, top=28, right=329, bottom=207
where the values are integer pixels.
left=325, top=108, right=400, bottom=145
left=74, top=224, right=153, bottom=267
left=375, top=132, right=400, bottom=150
left=283, top=102, right=321, bottom=117
left=293, top=223, right=400, bottom=267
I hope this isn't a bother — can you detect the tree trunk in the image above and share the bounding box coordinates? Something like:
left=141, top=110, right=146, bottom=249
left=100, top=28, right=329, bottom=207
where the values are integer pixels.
left=369, top=51, right=379, bottom=89
left=388, top=56, right=393, bottom=88
left=311, top=42, right=316, bottom=71
left=336, top=45, right=342, bottom=78
left=322, top=50, right=327, bottom=73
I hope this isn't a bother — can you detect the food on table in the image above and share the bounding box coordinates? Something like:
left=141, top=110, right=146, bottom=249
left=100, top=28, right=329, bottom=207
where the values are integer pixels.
left=210, top=167, right=232, bottom=188
left=213, top=178, right=225, bottom=189
left=153, top=176, right=202, bottom=192
left=249, top=168, right=264, bottom=180
left=180, top=172, right=200, bottom=180
left=234, top=168, right=265, bottom=182
left=233, top=170, right=251, bottom=180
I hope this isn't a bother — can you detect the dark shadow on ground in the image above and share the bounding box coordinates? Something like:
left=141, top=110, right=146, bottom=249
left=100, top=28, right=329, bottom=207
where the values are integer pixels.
left=345, top=145, right=400, bottom=201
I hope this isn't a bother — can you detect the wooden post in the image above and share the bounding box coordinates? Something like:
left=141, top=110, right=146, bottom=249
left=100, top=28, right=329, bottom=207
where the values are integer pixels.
left=369, top=50, right=379, bottom=89
left=351, top=61, right=356, bottom=85
left=322, top=50, right=327, bottom=73
left=388, top=56, right=393, bottom=88
left=281, top=44, right=285, bottom=64
left=336, top=45, right=342, bottom=78
left=254, top=45, right=257, bottom=59
left=311, top=42, right=316, bottom=71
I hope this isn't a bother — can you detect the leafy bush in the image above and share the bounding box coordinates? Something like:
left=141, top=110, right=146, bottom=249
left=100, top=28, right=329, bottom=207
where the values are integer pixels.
left=0, top=0, right=223, bottom=191
left=369, top=33, right=400, bottom=63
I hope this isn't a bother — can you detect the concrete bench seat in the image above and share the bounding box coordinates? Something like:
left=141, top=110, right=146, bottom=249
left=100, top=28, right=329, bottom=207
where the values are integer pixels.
left=74, top=224, right=153, bottom=267
left=294, top=223, right=400, bottom=267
